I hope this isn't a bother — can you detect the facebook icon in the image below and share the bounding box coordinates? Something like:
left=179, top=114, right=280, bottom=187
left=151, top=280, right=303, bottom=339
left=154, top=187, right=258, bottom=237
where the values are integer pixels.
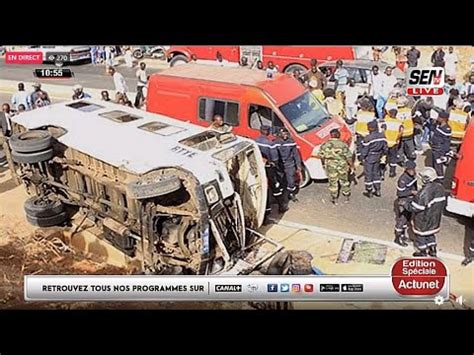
left=267, top=284, right=278, bottom=292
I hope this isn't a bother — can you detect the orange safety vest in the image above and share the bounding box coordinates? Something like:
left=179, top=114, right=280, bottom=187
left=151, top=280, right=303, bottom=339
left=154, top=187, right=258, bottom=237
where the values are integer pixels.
left=355, top=110, right=375, bottom=137
left=384, top=115, right=403, bottom=147
left=397, top=106, right=413, bottom=137
left=448, top=109, right=468, bottom=139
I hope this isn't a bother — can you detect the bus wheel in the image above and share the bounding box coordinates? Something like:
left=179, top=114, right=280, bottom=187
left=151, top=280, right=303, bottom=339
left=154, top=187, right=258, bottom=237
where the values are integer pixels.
left=9, top=130, right=53, bottom=153
left=169, top=54, right=189, bottom=67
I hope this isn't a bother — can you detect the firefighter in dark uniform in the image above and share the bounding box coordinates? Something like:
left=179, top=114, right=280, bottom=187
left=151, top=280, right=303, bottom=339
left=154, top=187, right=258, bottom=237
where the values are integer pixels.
left=430, top=111, right=452, bottom=180
left=404, top=167, right=446, bottom=257
left=361, top=120, right=388, bottom=198
left=255, top=126, right=288, bottom=221
left=394, top=160, right=418, bottom=247
left=275, top=127, right=302, bottom=202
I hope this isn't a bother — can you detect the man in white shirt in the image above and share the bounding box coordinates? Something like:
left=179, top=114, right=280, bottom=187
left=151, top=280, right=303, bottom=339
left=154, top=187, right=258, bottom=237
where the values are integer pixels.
left=379, top=66, right=398, bottom=117
left=368, top=65, right=384, bottom=118
left=11, top=82, right=31, bottom=111
left=108, top=67, right=129, bottom=98
left=344, top=78, right=360, bottom=123
left=134, top=62, right=148, bottom=108
left=444, top=47, right=458, bottom=78
left=105, top=46, right=115, bottom=69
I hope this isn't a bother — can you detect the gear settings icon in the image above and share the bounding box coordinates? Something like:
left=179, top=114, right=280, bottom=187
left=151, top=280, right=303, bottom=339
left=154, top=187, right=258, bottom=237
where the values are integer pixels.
left=434, top=295, right=444, bottom=306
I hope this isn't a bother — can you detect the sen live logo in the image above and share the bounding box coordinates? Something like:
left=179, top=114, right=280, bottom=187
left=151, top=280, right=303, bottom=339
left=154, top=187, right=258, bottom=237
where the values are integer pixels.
left=406, top=67, right=444, bottom=96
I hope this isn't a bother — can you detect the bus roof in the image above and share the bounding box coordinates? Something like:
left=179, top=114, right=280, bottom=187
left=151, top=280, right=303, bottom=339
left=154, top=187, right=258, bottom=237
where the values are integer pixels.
left=154, top=64, right=305, bottom=104
left=10, top=99, right=253, bottom=181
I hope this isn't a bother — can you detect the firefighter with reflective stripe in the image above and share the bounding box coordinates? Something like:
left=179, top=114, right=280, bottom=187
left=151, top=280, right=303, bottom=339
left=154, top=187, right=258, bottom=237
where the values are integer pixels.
left=430, top=111, right=452, bottom=180
left=394, top=160, right=418, bottom=247
left=396, top=96, right=416, bottom=162
left=382, top=108, right=404, bottom=178
left=318, top=128, right=354, bottom=205
left=404, top=167, right=446, bottom=257
left=255, top=125, right=288, bottom=221
left=361, top=120, right=388, bottom=198
left=275, top=127, right=302, bottom=202
left=448, top=99, right=470, bottom=142
left=354, top=98, right=376, bottom=162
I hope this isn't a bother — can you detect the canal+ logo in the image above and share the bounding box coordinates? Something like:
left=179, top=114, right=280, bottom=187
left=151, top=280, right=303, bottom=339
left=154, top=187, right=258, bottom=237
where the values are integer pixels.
left=406, top=67, right=445, bottom=96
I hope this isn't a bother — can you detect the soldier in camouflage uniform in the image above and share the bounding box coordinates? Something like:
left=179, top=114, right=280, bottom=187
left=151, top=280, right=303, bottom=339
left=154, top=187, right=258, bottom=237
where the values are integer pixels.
left=318, top=128, right=355, bottom=204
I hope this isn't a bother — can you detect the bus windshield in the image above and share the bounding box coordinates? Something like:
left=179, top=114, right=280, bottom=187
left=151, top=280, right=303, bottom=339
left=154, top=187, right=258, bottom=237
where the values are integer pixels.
left=279, top=92, right=330, bottom=133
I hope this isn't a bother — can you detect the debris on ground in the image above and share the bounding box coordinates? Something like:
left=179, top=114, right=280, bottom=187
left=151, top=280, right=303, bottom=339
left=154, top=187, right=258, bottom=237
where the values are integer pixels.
left=337, top=239, right=387, bottom=265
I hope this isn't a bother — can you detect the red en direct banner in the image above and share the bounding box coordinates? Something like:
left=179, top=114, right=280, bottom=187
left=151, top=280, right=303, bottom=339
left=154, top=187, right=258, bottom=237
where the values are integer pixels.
left=5, top=51, right=43, bottom=64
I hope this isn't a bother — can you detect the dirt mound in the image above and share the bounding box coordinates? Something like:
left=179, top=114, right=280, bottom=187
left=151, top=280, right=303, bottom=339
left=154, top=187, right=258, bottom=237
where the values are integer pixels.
left=0, top=221, right=251, bottom=309
left=0, top=229, right=128, bottom=309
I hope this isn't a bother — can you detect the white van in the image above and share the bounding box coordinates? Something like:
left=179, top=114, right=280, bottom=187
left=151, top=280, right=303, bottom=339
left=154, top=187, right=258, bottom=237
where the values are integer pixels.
left=5, top=100, right=279, bottom=275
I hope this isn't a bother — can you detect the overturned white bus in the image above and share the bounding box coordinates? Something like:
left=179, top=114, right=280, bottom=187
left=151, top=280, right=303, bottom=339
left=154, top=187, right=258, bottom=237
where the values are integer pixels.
left=4, top=99, right=281, bottom=275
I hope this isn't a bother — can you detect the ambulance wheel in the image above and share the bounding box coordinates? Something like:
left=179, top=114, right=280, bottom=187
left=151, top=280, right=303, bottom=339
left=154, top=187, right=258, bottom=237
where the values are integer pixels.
left=169, top=54, right=189, bottom=67
left=299, top=165, right=312, bottom=188
left=9, top=130, right=53, bottom=153
left=284, top=63, right=307, bottom=75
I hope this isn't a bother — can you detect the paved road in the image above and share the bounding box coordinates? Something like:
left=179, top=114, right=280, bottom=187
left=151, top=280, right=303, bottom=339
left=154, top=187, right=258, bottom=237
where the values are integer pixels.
left=0, top=58, right=166, bottom=92
left=270, top=152, right=472, bottom=257
left=0, top=75, right=471, bottom=257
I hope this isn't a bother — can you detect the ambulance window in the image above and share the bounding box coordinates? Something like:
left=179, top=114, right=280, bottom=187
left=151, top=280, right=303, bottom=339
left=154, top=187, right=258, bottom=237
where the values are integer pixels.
left=272, top=114, right=284, bottom=134
left=198, top=98, right=240, bottom=126
left=249, top=104, right=282, bottom=134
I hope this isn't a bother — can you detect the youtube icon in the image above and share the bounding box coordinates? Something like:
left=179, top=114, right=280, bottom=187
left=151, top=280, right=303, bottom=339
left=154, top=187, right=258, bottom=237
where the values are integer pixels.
left=304, top=284, right=314, bottom=293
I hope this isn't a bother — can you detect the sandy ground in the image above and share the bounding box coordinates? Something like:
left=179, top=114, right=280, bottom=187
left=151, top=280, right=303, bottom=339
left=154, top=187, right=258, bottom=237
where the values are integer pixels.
left=0, top=168, right=471, bottom=310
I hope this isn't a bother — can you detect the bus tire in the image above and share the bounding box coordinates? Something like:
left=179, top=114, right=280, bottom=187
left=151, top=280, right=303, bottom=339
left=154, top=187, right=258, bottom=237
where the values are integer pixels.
left=24, top=196, right=65, bottom=218
left=128, top=176, right=182, bottom=199
left=9, top=130, right=53, bottom=153
left=26, top=211, right=67, bottom=228
left=0, top=149, right=6, bottom=164
left=11, top=148, right=54, bottom=164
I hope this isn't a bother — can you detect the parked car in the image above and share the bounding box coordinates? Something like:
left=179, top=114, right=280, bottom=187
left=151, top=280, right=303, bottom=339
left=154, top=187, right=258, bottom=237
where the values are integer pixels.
left=23, top=45, right=91, bottom=66
left=318, top=60, right=405, bottom=94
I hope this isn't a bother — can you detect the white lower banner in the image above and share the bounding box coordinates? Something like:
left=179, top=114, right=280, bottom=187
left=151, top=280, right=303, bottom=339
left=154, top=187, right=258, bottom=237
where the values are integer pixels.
left=24, top=274, right=449, bottom=302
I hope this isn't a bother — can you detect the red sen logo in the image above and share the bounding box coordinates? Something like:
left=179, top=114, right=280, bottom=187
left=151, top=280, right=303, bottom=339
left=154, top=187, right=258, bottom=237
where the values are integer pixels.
left=406, top=67, right=445, bottom=96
